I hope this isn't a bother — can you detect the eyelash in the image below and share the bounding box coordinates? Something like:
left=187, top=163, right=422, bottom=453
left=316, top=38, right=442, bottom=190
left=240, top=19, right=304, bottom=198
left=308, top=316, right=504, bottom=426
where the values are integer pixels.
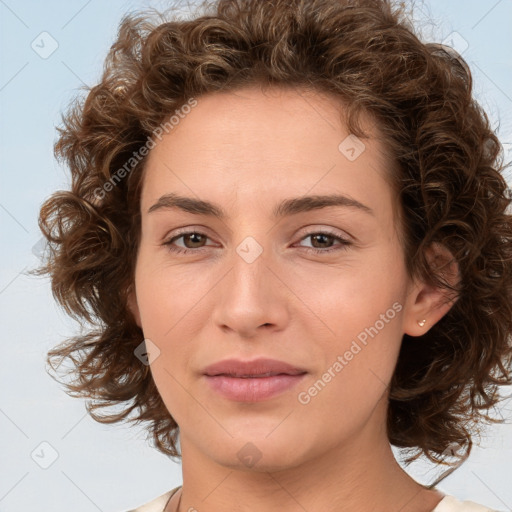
left=162, top=229, right=352, bottom=255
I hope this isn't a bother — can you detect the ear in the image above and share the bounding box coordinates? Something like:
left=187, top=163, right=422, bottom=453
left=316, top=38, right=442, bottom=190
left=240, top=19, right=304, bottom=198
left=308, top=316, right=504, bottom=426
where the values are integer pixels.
left=126, top=283, right=142, bottom=328
left=403, top=242, right=460, bottom=337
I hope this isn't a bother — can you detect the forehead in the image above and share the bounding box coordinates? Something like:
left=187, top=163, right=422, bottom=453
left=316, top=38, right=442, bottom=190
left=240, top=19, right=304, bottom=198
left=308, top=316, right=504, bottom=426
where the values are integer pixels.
left=149, top=84, right=374, bottom=153
left=140, top=85, right=394, bottom=220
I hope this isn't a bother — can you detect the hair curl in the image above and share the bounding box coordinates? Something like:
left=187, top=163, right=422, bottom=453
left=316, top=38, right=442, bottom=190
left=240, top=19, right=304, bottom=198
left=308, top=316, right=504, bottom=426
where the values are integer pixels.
left=31, top=0, right=512, bottom=481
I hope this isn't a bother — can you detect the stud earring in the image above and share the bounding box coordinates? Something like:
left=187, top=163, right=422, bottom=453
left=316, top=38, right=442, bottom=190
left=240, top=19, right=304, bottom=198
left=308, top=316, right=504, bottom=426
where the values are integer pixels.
left=417, top=319, right=426, bottom=327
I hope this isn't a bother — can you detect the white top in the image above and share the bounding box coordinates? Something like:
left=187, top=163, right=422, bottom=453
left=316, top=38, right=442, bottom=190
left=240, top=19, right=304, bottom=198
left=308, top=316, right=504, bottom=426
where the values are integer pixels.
left=124, top=486, right=499, bottom=512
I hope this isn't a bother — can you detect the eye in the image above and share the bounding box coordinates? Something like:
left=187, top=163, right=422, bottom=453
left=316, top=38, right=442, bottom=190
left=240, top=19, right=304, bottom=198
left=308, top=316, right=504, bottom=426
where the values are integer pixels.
left=162, top=230, right=213, bottom=255
left=295, top=230, right=352, bottom=254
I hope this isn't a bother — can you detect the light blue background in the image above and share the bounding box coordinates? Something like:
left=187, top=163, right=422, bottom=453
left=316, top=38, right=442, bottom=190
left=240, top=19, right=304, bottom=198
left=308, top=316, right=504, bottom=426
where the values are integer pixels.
left=1, top=1, right=511, bottom=511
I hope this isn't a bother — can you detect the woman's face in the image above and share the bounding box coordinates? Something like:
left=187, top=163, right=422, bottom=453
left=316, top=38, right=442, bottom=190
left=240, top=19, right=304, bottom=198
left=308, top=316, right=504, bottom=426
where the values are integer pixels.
left=129, top=85, right=422, bottom=470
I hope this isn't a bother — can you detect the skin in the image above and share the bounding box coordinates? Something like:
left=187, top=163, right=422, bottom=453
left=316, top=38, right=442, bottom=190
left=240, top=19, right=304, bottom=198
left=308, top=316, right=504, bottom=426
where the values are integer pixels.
left=128, top=84, right=459, bottom=512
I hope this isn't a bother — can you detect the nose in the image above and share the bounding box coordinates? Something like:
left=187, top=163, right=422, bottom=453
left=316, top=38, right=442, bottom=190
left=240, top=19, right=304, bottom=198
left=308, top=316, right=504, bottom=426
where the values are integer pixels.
left=210, top=244, right=290, bottom=338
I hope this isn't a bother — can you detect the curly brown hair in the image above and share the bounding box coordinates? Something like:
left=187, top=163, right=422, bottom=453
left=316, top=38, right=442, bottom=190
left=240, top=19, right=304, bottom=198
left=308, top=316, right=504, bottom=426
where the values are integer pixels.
left=31, top=0, right=512, bottom=480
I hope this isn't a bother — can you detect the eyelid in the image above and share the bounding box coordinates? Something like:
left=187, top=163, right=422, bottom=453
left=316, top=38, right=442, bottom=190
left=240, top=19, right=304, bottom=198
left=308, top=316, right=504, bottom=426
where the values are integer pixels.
left=295, top=225, right=352, bottom=242
left=163, top=225, right=214, bottom=240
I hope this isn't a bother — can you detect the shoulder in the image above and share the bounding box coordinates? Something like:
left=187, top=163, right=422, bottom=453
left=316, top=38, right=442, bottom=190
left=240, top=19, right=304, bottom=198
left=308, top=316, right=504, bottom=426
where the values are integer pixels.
left=123, top=485, right=181, bottom=512
left=433, top=495, right=499, bottom=512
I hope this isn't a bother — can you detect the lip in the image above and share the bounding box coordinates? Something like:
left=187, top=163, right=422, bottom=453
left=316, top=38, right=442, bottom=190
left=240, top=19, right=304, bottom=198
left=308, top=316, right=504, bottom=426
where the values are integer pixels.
left=202, top=357, right=307, bottom=377
left=202, top=358, right=308, bottom=402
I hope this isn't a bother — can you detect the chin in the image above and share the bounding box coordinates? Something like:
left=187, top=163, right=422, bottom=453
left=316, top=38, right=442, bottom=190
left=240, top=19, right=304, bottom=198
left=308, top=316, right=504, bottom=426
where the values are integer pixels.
left=213, top=445, right=304, bottom=473
left=202, top=427, right=308, bottom=471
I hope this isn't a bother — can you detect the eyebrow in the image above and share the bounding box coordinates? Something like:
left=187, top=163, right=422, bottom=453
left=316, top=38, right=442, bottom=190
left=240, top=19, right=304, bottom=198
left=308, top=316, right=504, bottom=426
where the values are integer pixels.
left=147, top=192, right=374, bottom=218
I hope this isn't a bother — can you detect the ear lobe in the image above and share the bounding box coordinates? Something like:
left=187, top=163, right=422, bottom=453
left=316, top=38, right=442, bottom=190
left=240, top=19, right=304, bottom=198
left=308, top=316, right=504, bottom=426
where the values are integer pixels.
left=403, top=242, right=460, bottom=337
left=127, top=284, right=142, bottom=328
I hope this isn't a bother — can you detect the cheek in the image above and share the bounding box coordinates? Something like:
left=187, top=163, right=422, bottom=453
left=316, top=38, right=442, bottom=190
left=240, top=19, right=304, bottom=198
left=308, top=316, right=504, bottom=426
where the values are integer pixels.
left=291, top=253, right=406, bottom=405
left=133, top=257, right=215, bottom=414
left=134, top=253, right=213, bottom=339
left=289, top=245, right=406, bottom=341
left=294, top=299, right=404, bottom=441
